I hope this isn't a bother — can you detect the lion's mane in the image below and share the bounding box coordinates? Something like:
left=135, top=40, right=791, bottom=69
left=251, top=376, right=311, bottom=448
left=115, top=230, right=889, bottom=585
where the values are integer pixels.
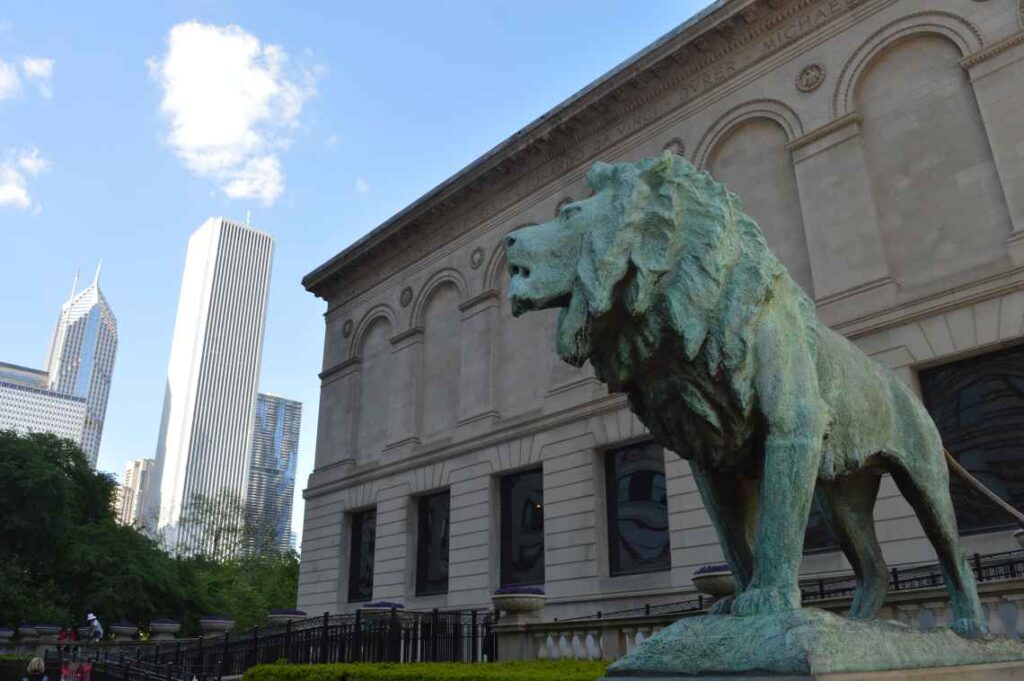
left=556, top=153, right=817, bottom=414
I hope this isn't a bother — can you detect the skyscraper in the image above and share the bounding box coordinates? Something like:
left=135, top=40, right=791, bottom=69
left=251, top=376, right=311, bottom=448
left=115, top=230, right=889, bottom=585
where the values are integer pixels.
left=117, top=458, right=155, bottom=528
left=152, top=217, right=274, bottom=557
left=246, top=393, right=301, bottom=555
left=0, top=267, right=117, bottom=467
left=45, top=266, right=118, bottom=466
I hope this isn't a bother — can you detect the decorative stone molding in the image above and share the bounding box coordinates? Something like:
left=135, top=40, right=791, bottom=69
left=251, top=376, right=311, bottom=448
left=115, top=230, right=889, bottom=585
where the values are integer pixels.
left=470, top=247, right=485, bottom=269
left=960, top=30, right=1024, bottom=69
left=399, top=286, right=413, bottom=308
left=347, top=303, right=398, bottom=360
left=795, top=62, right=826, bottom=92
left=304, top=0, right=880, bottom=306
left=410, top=267, right=468, bottom=327
left=555, top=197, right=575, bottom=216
left=787, top=112, right=862, bottom=154
left=319, top=356, right=361, bottom=384
left=662, top=137, right=686, bottom=156
left=342, top=319, right=353, bottom=338
left=832, top=11, right=984, bottom=117
left=694, top=98, right=804, bottom=170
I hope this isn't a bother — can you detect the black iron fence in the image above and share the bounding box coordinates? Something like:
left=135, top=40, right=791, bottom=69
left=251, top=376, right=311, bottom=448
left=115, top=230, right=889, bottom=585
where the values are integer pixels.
left=557, top=549, right=1024, bottom=622
left=49, top=608, right=495, bottom=681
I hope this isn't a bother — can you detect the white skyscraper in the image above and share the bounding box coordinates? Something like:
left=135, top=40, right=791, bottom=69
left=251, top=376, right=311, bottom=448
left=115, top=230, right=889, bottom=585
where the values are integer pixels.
left=0, top=267, right=117, bottom=467
left=117, top=458, right=155, bottom=528
left=152, top=217, right=274, bottom=557
left=44, top=266, right=118, bottom=466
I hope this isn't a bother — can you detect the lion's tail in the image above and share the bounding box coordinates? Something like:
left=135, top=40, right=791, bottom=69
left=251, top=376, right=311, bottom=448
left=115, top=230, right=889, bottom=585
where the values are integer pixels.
left=945, top=448, right=1024, bottom=528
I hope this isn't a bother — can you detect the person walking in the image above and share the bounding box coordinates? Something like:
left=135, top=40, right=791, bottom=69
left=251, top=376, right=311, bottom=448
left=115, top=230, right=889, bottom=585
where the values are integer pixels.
left=85, top=614, right=102, bottom=642
left=23, top=657, right=49, bottom=681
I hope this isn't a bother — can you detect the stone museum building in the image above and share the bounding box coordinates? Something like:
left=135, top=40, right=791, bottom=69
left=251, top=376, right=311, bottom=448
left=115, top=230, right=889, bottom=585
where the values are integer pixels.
left=298, top=0, right=1024, bottom=622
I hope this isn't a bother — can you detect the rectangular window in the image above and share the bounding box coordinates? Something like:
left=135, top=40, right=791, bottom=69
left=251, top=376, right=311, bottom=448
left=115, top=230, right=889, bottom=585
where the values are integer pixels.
left=920, top=345, right=1024, bottom=534
left=605, top=442, right=671, bottom=576
left=500, top=468, right=545, bottom=586
left=347, top=509, right=376, bottom=603
left=416, top=491, right=450, bottom=596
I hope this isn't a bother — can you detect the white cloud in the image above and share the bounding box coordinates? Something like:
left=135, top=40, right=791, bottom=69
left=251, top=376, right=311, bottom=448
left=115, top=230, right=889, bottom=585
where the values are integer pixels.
left=0, top=146, right=49, bottom=210
left=355, top=176, right=370, bottom=194
left=21, top=56, right=54, bottom=97
left=0, top=59, right=21, bottom=100
left=326, top=132, right=340, bottom=148
left=149, top=21, right=317, bottom=205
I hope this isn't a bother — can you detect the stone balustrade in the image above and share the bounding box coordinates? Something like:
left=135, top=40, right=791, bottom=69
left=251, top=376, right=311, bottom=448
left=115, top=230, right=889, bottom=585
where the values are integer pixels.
left=494, top=577, right=1024, bottom=661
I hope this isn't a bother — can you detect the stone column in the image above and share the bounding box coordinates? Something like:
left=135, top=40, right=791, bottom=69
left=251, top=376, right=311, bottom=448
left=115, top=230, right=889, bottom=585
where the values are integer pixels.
left=457, top=290, right=500, bottom=433
left=788, top=113, right=897, bottom=325
left=961, top=33, right=1024, bottom=265
left=386, top=327, right=423, bottom=452
left=316, top=357, right=360, bottom=467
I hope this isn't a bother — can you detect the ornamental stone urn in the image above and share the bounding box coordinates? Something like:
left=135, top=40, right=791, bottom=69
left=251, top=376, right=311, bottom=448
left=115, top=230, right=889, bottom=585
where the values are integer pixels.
left=267, top=609, right=306, bottom=627
left=691, top=564, right=737, bottom=599
left=492, top=587, right=545, bottom=621
left=149, top=619, right=181, bottom=641
left=109, top=623, right=139, bottom=642
left=199, top=616, right=235, bottom=637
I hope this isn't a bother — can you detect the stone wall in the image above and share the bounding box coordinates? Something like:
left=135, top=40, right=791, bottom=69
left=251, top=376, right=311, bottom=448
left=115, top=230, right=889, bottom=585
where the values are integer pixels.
left=300, top=0, right=1024, bottom=619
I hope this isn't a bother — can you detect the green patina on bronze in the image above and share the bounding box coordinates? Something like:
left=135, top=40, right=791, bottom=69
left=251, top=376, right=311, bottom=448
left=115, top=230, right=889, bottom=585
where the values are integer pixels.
left=505, top=153, right=1006, bottom=668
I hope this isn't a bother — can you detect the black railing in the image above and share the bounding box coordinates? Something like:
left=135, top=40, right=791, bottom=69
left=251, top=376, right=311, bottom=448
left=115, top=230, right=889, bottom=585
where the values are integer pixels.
left=557, top=549, right=1024, bottom=622
left=51, top=608, right=495, bottom=681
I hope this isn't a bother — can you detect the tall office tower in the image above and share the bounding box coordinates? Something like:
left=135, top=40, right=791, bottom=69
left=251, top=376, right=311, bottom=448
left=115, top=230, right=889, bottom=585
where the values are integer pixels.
left=117, top=458, right=155, bottom=528
left=44, top=266, right=119, bottom=467
left=152, top=218, right=274, bottom=557
left=246, top=393, right=301, bottom=555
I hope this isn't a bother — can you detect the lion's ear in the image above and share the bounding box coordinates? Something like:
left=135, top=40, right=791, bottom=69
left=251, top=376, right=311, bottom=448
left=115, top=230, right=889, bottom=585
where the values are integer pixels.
left=586, top=161, right=617, bottom=193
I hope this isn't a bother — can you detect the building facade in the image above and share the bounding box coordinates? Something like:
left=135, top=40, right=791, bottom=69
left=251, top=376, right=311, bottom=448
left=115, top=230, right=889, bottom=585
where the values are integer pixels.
left=299, top=0, right=1024, bottom=620
left=151, top=217, right=274, bottom=556
left=247, top=393, right=302, bottom=555
left=0, top=269, right=117, bottom=466
left=117, top=458, right=155, bottom=528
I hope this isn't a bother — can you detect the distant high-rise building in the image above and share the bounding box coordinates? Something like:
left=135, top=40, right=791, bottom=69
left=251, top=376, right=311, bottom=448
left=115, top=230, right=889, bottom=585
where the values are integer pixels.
left=0, top=268, right=117, bottom=466
left=246, top=393, right=301, bottom=555
left=117, top=458, right=155, bottom=528
left=152, top=217, right=274, bottom=557
left=44, top=266, right=118, bottom=466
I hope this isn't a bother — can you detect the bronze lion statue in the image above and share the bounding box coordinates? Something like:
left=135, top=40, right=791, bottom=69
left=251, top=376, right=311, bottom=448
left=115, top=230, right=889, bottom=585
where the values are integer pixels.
left=505, top=153, right=987, bottom=637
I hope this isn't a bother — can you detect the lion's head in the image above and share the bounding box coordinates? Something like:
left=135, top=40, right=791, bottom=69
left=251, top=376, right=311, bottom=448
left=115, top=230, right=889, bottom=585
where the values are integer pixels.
left=506, top=153, right=802, bottom=387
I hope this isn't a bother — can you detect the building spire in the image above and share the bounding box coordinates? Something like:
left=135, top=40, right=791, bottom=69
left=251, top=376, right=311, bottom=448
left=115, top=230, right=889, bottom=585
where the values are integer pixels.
left=93, top=260, right=102, bottom=287
left=70, top=269, right=79, bottom=299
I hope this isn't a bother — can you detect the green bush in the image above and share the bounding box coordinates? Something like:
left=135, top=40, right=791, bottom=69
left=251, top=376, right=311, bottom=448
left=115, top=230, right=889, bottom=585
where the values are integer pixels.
left=243, top=660, right=609, bottom=681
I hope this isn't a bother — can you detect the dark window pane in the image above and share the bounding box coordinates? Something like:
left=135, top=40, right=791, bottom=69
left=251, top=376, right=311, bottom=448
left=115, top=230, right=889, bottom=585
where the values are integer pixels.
left=606, top=442, right=671, bottom=575
left=920, top=345, right=1024, bottom=533
left=347, top=509, right=376, bottom=602
left=804, top=498, right=838, bottom=553
left=500, top=469, right=545, bottom=586
left=416, top=491, right=450, bottom=596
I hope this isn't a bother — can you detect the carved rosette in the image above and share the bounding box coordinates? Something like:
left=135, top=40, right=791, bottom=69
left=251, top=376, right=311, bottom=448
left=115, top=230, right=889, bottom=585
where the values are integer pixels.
left=663, top=137, right=686, bottom=156
left=342, top=319, right=354, bottom=338
left=796, top=63, right=826, bottom=92
left=400, top=286, right=413, bottom=307
left=470, top=247, right=485, bottom=269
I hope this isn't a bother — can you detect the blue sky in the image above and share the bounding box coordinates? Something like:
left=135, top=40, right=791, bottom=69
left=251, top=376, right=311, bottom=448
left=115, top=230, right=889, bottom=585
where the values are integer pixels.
left=0, top=1, right=712, bottom=544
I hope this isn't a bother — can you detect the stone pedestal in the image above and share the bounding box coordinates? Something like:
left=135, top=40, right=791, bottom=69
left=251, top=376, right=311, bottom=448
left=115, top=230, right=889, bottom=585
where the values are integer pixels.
left=603, top=609, right=1024, bottom=680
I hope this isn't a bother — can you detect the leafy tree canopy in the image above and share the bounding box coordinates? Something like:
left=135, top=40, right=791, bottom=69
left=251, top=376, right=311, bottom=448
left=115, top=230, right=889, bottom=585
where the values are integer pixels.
left=0, top=430, right=299, bottom=634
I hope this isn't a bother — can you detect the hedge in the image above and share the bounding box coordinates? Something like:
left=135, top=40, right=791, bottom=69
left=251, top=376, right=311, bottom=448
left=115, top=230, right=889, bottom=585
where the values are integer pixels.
left=243, top=660, right=610, bottom=681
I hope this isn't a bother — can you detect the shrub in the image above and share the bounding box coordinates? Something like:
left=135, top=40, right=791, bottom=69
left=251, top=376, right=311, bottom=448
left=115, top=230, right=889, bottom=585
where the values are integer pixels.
left=243, top=660, right=609, bottom=681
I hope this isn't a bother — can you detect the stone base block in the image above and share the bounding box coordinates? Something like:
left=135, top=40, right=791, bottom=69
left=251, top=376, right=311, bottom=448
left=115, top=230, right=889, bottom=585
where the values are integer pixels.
left=604, top=608, right=1024, bottom=679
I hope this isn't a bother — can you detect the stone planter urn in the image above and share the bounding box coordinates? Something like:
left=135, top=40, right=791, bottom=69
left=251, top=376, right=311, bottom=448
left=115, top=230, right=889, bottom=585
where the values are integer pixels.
left=692, top=564, right=736, bottom=599
left=109, top=623, right=139, bottom=642
left=149, top=619, right=181, bottom=641
left=267, top=610, right=306, bottom=627
left=199, top=616, right=235, bottom=637
left=492, top=587, right=546, bottom=620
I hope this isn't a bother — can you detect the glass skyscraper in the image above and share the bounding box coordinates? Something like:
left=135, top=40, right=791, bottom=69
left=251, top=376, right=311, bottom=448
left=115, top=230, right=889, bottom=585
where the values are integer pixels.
left=247, top=393, right=301, bottom=554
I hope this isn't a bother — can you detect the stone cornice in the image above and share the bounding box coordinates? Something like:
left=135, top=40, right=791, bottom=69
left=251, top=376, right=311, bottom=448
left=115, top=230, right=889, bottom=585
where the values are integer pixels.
left=960, top=29, right=1024, bottom=69
left=304, top=0, right=879, bottom=305
left=787, top=112, right=863, bottom=152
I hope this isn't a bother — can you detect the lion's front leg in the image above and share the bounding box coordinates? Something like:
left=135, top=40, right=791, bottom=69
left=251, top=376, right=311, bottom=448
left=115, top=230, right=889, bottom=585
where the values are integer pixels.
left=732, top=295, right=826, bottom=618
left=692, top=468, right=756, bottom=615
left=731, top=436, right=822, bottom=616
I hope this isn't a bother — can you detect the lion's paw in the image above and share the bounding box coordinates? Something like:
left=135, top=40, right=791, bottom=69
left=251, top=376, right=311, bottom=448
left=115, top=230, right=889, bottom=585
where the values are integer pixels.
left=707, top=596, right=734, bottom=615
left=731, top=587, right=800, bottom=617
left=952, top=617, right=990, bottom=640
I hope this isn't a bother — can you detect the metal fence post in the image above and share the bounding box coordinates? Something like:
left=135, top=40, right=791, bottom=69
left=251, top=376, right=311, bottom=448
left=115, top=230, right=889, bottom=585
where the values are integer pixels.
left=284, top=620, right=292, bottom=663
left=320, top=612, right=329, bottom=664
left=471, top=610, right=478, bottom=663
left=353, top=610, right=362, bottom=663
left=251, top=625, right=259, bottom=669
left=430, top=609, right=438, bottom=662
